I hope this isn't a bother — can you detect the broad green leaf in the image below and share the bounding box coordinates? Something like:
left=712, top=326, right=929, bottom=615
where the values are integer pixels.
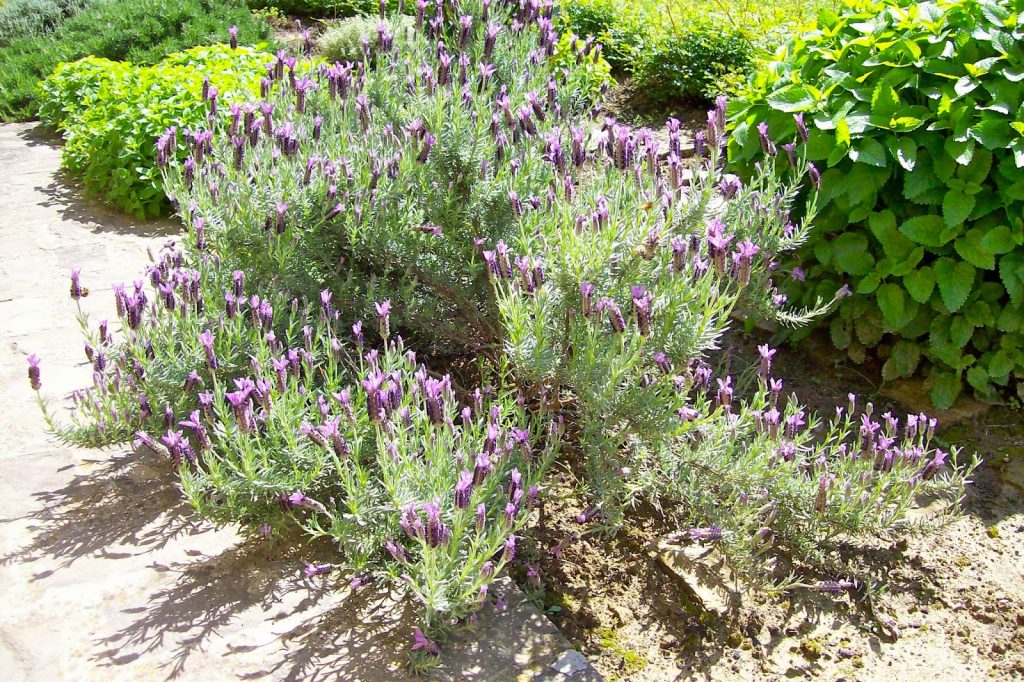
left=981, top=225, right=1015, bottom=254
left=999, top=251, right=1024, bottom=305
left=871, top=81, right=901, bottom=118
left=876, top=283, right=906, bottom=327
left=857, top=272, right=881, bottom=294
left=850, top=138, right=888, bottom=167
left=933, top=257, right=975, bottom=311
left=945, top=137, right=975, bottom=165
left=950, top=315, right=974, bottom=347
left=833, top=232, right=874, bottom=275
left=895, top=138, right=917, bottom=170
left=836, top=117, right=851, bottom=147
left=988, top=349, right=1015, bottom=378
left=899, top=214, right=949, bottom=247
left=869, top=210, right=914, bottom=259
left=929, top=371, right=962, bottom=410
left=882, top=340, right=921, bottom=380
left=955, top=228, right=996, bottom=269
left=767, top=84, right=817, bottom=113
left=903, top=266, right=936, bottom=303
left=942, top=189, right=976, bottom=228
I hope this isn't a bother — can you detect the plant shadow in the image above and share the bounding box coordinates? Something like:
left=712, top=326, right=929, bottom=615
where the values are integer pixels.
left=0, top=445, right=205, bottom=572
left=16, top=124, right=180, bottom=239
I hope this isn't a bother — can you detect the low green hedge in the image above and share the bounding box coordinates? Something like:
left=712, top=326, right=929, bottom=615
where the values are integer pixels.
left=247, top=0, right=399, bottom=18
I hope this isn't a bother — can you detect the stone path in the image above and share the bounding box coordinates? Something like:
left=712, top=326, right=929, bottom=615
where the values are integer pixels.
left=0, top=122, right=599, bottom=682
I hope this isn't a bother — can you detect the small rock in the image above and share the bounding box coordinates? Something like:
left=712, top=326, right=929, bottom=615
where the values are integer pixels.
left=611, top=604, right=633, bottom=625
left=660, top=635, right=678, bottom=650
left=549, top=649, right=589, bottom=677
left=657, top=539, right=740, bottom=615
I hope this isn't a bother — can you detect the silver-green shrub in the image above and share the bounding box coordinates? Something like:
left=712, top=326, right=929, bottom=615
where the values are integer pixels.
left=317, top=13, right=415, bottom=63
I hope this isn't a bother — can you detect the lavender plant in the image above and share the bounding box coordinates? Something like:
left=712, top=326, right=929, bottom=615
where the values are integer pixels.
left=490, top=99, right=977, bottom=581
left=160, top=0, right=609, bottom=353
left=33, top=0, right=978, bottom=658
left=42, top=240, right=560, bottom=635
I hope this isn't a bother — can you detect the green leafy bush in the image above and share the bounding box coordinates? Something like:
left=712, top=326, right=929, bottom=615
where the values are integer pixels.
left=728, top=0, right=1024, bottom=408
left=633, top=21, right=752, bottom=101
left=248, top=0, right=395, bottom=18
left=317, top=13, right=414, bottom=63
left=38, top=44, right=272, bottom=217
left=557, top=0, right=835, bottom=101
left=0, top=0, right=269, bottom=121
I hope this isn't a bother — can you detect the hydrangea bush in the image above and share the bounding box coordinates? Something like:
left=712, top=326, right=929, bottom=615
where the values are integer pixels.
left=33, top=0, right=977, bottom=658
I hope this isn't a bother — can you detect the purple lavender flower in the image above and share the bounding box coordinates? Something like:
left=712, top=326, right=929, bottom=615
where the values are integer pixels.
left=807, top=162, right=821, bottom=189
left=423, top=376, right=445, bottom=424
left=411, top=627, right=440, bottom=656
left=417, top=132, right=435, bottom=163
left=794, top=113, right=809, bottom=143
left=732, top=240, right=761, bottom=286
left=579, top=282, right=595, bottom=318
left=198, top=330, right=218, bottom=370
left=454, top=470, right=473, bottom=509
left=304, top=562, right=332, bottom=578
left=70, top=268, right=83, bottom=300
left=375, top=299, right=391, bottom=339
left=717, top=376, right=733, bottom=408
left=598, top=298, right=626, bottom=333
left=161, top=429, right=195, bottom=466
left=179, top=410, right=211, bottom=451
left=782, top=142, right=797, bottom=168
left=815, top=579, right=856, bottom=594
left=27, top=354, right=41, bottom=391
left=756, top=122, right=777, bottom=157
left=476, top=502, right=487, bottom=533
left=228, top=25, right=238, bottom=50
left=703, top=225, right=731, bottom=280
left=630, top=286, right=653, bottom=335
left=503, top=534, right=517, bottom=562
left=422, top=501, right=451, bottom=548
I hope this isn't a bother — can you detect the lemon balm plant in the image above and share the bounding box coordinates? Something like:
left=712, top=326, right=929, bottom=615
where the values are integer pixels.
left=39, top=44, right=274, bottom=218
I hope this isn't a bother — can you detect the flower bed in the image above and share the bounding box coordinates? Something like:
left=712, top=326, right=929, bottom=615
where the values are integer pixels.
left=30, top=0, right=974, bottom=665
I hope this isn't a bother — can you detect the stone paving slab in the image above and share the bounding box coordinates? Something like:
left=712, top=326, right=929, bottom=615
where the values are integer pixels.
left=0, top=122, right=600, bottom=682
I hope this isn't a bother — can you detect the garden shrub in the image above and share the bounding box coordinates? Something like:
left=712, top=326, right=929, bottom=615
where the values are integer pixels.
left=556, top=0, right=835, bottom=101
left=728, top=0, right=1024, bottom=408
left=38, top=44, right=273, bottom=218
left=632, top=20, right=753, bottom=102
left=0, top=0, right=269, bottom=121
left=248, top=0, right=398, bottom=18
left=317, top=13, right=414, bottom=63
left=35, top=0, right=975, bottom=654
left=0, top=0, right=89, bottom=45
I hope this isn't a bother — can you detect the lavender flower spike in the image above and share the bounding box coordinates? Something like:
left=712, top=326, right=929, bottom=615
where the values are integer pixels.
left=375, top=299, right=391, bottom=339
left=27, top=354, right=41, bottom=391
left=70, top=268, right=83, bottom=300
left=411, top=627, right=440, bottom=656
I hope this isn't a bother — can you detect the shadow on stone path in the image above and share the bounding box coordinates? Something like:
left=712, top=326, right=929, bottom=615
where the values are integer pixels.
left=0, top=122, right=597, bottom=681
